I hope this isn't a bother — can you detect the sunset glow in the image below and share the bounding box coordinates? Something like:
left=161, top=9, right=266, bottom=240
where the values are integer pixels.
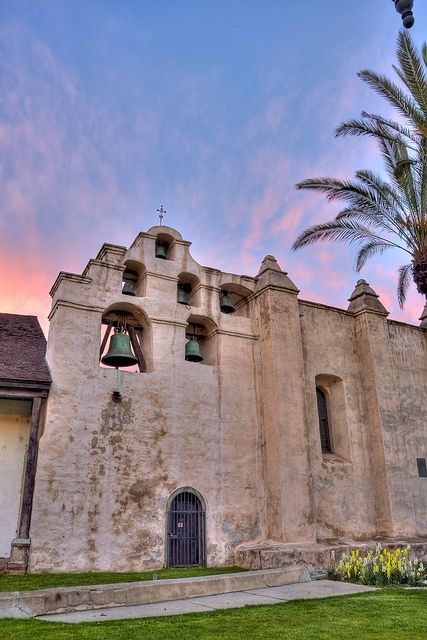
left=1, top=1, right=427, bottom=336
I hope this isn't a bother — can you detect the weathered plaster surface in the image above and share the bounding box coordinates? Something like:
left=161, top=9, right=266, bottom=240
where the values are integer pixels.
left=0, top=400, right=31, bottom=555
left=28, top=226, right=427, bottom=572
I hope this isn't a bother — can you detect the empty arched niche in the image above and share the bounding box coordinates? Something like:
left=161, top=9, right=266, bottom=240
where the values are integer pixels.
left=155, top=232, right=175, bottom=261
left=100, top=303, right=153, bottom=373
left=122, top=260, right=146, bottom=298
left=185, top=315, right=217, bottom=366
left=177, top=272, right=201, bottom=308
left=219, top=284, right=252, bottom=318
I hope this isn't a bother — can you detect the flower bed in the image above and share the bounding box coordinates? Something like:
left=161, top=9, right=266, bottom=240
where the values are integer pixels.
left=328, top=544, right=426, bottom=586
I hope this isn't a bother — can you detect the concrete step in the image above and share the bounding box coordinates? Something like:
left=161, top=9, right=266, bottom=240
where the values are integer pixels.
left=40, top=580, right=376, bottom=624
left=0, top=566, right=310, bottom=619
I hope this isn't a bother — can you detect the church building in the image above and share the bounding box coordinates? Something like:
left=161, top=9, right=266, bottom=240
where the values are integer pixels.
left=1, top=225, right=426, bottom=573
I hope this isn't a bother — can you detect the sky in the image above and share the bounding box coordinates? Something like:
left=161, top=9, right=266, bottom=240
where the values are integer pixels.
left=1, top=0, right=427, bottom=336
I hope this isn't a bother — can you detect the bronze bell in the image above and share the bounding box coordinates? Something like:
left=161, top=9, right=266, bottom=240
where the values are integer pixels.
left=177, top=284, right=188, bottom=305
left=122, top=281, right=136, bottom=296
left=185, top=337, right=203, bottom=362
left=101, top=329, right=139, bottom=368
left=155, top=243, right=168, bottom=259
left=220, top=290, right=235, bottom=314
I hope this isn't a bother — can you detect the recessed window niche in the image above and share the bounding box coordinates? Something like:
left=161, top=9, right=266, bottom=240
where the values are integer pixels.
left=314, top=374, right=350, bottom=461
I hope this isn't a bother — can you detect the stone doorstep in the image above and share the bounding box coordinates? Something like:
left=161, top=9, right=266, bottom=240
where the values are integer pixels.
left=236, top=538, right=427, bottom=572
left=0, top=566, right=310, bottom=619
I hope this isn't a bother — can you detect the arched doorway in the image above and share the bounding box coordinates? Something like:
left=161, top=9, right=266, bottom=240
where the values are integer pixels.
left=166, top=489, right=206, bottom=567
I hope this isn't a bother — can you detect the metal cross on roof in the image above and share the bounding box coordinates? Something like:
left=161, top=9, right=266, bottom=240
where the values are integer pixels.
left=157, top=205, right=166, bottom=225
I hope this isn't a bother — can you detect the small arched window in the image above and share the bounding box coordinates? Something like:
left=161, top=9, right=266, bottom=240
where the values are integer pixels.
left=316, top=387, right=332, bottom=453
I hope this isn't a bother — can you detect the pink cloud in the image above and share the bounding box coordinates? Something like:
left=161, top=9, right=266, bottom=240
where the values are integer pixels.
left=0, top=248, right=52, bottom=336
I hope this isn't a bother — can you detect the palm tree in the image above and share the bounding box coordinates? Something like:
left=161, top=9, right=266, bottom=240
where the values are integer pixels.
left=293, top=31, right=427, bottom=309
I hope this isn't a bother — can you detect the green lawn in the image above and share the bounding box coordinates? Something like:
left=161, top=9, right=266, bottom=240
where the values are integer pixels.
left=0, top=566, right=244, bottom=592
left=0, top=589, right=425, bottom=640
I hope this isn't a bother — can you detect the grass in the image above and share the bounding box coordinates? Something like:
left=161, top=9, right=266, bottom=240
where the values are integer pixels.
left=0, top=588, right=425, bottom=639
left=0, top=566, right=244, bottom=593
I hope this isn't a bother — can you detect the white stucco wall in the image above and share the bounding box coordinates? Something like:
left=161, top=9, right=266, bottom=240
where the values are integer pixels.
left=0, top=399, right=31, bottom=555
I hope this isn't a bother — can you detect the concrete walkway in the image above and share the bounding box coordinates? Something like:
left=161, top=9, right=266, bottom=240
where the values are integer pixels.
left=39, top=580, right=375, bottom=623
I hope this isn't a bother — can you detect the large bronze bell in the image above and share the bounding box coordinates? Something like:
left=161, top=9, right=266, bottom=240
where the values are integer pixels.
left=177, top=284, right=188, bottom=305
left=122, top=281, right=136, bottom=296
left=155, top=243, right=168, bottom=259
left=101, top=329, right=139, bottom=368
left=220, top=290, right=235, bottom=314
left=185, top=337, right=203, bottom=362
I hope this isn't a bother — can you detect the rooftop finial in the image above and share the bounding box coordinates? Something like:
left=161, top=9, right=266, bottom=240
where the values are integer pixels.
left=157, top=205, right=166, bottom=226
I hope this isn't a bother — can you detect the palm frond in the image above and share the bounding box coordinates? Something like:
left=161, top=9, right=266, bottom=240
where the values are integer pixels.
left=361, top=112, right=419, bottom=145
left=355, top=169, right=401, bottom=209
left=296, top=177, right=389, bottom=209
left=397, top=263, right=412, bottom=308
left=297, top=175, right=404, bottom=224
left=292, top=219, right=390, bottom=251
left=358, top=70, right=427, bottom=136
left=336, top=116, right=415, bottom=148
left=396, top=31, right=427, bottom=119
left=354, top=241, right=393, bottom=272
left=354, top=169, right=416, bottom=239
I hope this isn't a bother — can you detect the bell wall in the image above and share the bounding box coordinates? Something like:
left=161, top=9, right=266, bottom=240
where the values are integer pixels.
left=29, top=227, right=265, bottom=571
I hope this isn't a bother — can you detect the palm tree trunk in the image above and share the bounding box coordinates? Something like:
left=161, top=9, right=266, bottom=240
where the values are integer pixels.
left=412, top=254, right=427, bottom=296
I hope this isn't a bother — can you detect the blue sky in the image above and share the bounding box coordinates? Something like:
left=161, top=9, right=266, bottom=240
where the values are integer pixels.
left=1, top=1, right=426, bottom=333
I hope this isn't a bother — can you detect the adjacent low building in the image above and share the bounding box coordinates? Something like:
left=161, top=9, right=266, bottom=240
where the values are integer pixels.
left=0, top=314, right=51, bottom=571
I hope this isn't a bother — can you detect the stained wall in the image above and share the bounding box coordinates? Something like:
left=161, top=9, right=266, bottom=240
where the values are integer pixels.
left=30, top=227, right=264, bottom=571
left=28, top=226, right=427, bottom=571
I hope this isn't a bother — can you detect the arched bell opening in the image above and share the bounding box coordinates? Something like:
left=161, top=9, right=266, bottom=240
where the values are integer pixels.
left=219, top=283, right=252, bottom=318
left=177, top=273, right=201, bottom=308
left=165, top=488, right=206, bottom=568
left=155, top=232, right=175, bottom=261
left=100, top=304, right=153, bottom=373
left=122, top=260, right=146, bottom=298
left=185, top=315, right=217, bottom=366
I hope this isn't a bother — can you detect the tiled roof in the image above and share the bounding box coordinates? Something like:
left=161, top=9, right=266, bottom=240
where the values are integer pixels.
left=0, top=313, right=51, bottom=386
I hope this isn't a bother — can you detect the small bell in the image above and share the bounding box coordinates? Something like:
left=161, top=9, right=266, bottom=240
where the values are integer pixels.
left=122, top=281, right=136, bottom=296
left=101, top=328, right=139, bottom=368
left=220, top=290, right=235, bottom=314
left=177, top=284, right=188, bottom=305
left=155, top=243, right=168, bottom=259
left=185, top=337, right=203, bottom=362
